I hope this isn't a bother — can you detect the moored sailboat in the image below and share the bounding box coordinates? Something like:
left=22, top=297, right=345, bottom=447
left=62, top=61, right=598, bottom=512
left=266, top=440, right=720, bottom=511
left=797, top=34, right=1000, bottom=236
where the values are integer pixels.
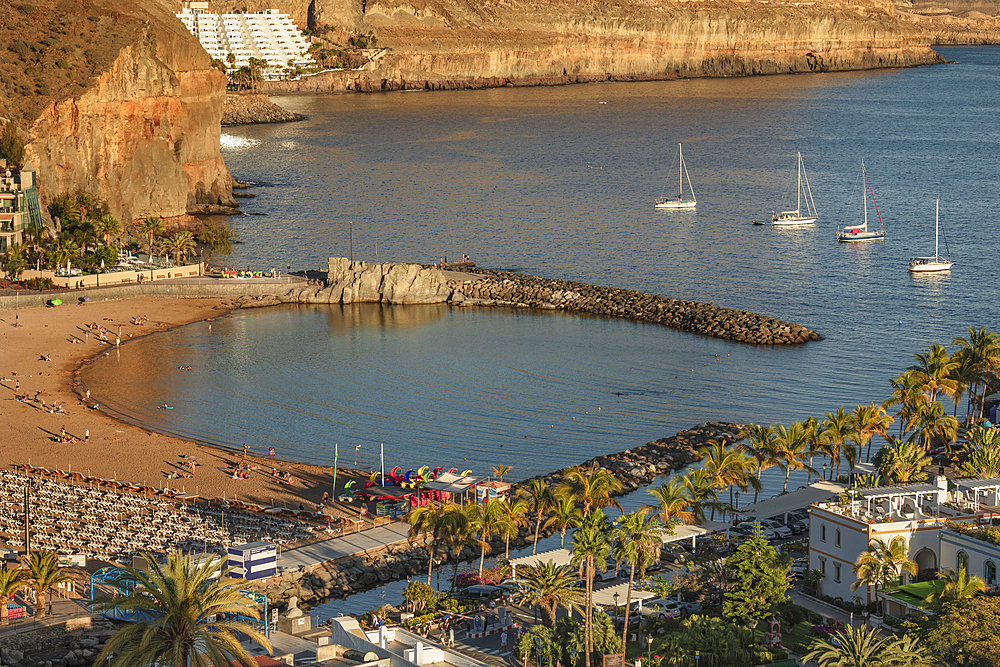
left=655, top=144, right=697, bottom=209
left=837, top=161, right=886, bottom=242
left=772, top=152, right=818, bottom=226
left=908, top=199, right=953, bottom=272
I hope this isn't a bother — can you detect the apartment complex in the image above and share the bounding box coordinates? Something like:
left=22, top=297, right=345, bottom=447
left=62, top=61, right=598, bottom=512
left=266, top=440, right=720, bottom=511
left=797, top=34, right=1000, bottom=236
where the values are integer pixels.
left=807, top=476, right=987, bottom=602
left=0, top=160, right=42, bottom=251
left=175, top=1, right=314, bottom=79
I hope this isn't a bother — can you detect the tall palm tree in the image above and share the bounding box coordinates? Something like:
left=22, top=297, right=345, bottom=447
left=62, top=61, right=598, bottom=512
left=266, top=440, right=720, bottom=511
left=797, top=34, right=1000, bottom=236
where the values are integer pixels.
left=911, top=343, right=961, bottom=404
left=571, top=509, right=611, bottom=667
left=907, top=401, right=958, bottom=452
left=558, top=463, right=623, bottom=516
left=516, top=561, right=583, bottom=627
left=883, top=439, right=933, bottom=483
left=803, top=626, right=937, bottom=667
left=93, top=550, right=271, bottom=667
left=953, top=327, right=1000, bottom=420
left=948, top=347, right=974, bottom=420
left=680, top=468, right=718, bottom=524
left=854, top=402, right=895, bottom=463
left=804, top=416, right=823, bottom=484
left=466, top=498, right=515, bottom=576
left=160, top=231, right=197, bottom=266
left=138, top=216, right=164, bottom=258
left=851, top=536, right=917, bottom=614
left=771, top=421, right=818, bottom=493
left=924, top=565, right=987, bottom=610
left=491, top=464, right=512, bottom=482
left=736, top=423, right=780, bottom=503
left=0, top=567, right=26, bottom=625
left=518, top=478, right=553, bottom=555
left=502, top=497, right=529, bottom=559
left=407, top=501, right=463, bottom=584
left=645, top=476, right=694, bottom=526
left=545, top=496, right=583, bottom=548
left=698, top=440, right=760, bottom=519
left=611, top=511, right=662, bottom=654
left=887, top=371, right=929, bottom=441
left=24, top=550, right=70, bottom=619
left=820, top=407, right=857, bottom=480
left=94, top=214, right=121, bottom=247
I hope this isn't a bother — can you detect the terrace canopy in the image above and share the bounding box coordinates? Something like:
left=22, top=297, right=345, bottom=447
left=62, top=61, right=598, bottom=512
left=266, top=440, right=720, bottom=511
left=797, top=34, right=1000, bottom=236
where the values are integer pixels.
left=955, top=477, right=1000, bottom=511
left=421, top=472, right=485, bottom=494
left=509, top=548, right=574, bottom=578
left=737, top=481, right=845, bottom=522
left=592, top=582, right=658, bottom=609
left=855, top=483, right=940, bottom=518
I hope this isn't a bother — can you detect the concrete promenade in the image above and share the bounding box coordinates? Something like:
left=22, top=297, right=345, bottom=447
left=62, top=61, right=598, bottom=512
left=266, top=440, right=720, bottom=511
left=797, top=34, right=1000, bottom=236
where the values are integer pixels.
left=278, top=521, right=413, bottom=570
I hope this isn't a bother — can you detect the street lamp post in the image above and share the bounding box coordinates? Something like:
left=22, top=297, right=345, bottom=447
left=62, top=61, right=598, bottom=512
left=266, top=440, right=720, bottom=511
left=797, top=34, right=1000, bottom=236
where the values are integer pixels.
left=823, top=462, right=828, bottom=481
left=646, top=635, right=653, bottom=664
left=614, top=592, right=620, bottom=626
left=735, top=490, right=740, bottom=511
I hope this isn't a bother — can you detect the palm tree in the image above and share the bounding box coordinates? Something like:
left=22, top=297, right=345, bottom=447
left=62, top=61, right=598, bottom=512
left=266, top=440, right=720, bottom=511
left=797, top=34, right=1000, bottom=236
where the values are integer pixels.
left=698, top=440, right=760, bottom=519
left=466, top=498, right=515, bottom=576
left=138, top=216, right=164, bottom=258
left=680, top=468, right=718, bottom=524
left=854, top=402, right=895, bottom=463
left=0, top=567, right=26, bottom=625
left=558, top=463, right=623, bottom=516
left=924, top=565, right=987, bottom=610
left=161, top=231, right=197, bottom=265
left=645, top=476, right=694, bottom=526
left=407, top=501, right=464, bottom=584
left=518, top=478, right=553, bottom=555
left=852, top=536, right=917, bottom=614
left=887, top=371, right=930, bottom=441
left=93, top=550, right=271, bottom=667
left=545, top=495, right=583, bottom=548
left=611, top=511, right=662, bottom=654
left=883, top=439, right=932, bottom=483
left=803, top=626, right=938, bottom=667
left=491, top=464, right=512, bottom=482
left=516, top=561, right=583, bottom=627
left=911, top=343, right=961, bottom=405
left=948, top=347, right=974, bottom=420
left=736, top=423, right=779, bottom=503
left=771, top=421, right=818, bottom=493
left=907, top=401, right=958, bottom=452
left=94, top=214, right=121, bottom=247
left=571, top=509, right=611, bottom=667
left=24, top=550, right=70, bottom=619
left=502, top=497, right=529, bottom=559
left=804, top=416, right=822, bottom=484
left=820, top=407, right=857, bottom=480
left=953, top=327, right=1000, bottom=420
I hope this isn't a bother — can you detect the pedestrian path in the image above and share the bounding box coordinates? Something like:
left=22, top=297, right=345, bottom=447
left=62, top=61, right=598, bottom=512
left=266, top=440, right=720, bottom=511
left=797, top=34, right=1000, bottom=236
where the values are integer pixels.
left=277, top=521, right=412, bottom=570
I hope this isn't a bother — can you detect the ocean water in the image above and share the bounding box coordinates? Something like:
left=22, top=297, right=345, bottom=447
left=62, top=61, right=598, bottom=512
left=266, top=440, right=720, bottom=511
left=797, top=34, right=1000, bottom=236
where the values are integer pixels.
left=83, top=46, right=1000, bottom=490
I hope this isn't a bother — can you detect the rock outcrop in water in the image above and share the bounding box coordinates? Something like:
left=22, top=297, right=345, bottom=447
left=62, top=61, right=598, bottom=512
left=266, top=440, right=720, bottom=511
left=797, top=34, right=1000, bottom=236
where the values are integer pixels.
left=283, top=259, right=822, bottom=345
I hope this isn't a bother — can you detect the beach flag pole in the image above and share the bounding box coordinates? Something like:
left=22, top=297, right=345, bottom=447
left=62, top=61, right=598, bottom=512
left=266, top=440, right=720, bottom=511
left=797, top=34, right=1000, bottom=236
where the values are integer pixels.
left=332, top=443, right=338, bottom=498
left=380, top=443, right=384, bottom=488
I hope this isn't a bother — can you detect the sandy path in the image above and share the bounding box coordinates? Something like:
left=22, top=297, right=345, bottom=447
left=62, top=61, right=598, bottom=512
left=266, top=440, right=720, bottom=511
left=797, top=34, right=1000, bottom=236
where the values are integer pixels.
left=0, top=296, right=365, bottom=513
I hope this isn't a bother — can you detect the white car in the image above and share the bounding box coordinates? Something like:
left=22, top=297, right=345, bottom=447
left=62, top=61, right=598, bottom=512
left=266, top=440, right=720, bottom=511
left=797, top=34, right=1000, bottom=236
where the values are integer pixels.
left=735, top=521, right=777, bottom=540
left=640, top=598, right=683, bottom=620
left=790, top=559, right=808, bottom=577
left=761, top=520, right=793, bottom=539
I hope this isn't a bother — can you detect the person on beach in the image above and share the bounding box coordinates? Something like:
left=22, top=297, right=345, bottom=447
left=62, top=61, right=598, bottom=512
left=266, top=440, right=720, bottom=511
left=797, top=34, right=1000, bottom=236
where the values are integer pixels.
left=269, top=447, right=274, bottom=459
left=322, top=490, right=329, bottom=504
left=14, top=379, right=18, bottom=392
left=85, top=429, right=89, bottom=444
left=85, top=390, right=90, bottom=402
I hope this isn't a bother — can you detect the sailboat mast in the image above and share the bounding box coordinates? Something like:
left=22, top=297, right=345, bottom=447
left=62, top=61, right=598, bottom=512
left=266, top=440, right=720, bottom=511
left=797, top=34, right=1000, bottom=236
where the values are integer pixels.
left=797, top=152, right=802, bottom=213
left=935, top=199, right=940, bottom=262
left=678, top=144, right=683, bottom=198
left=862, top=162, right=867, bottom=227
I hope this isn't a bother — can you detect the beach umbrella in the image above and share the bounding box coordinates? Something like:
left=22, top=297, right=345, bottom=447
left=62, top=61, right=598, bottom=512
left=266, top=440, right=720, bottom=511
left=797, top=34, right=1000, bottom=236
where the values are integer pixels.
left=50, top=299, right=62, bottom=306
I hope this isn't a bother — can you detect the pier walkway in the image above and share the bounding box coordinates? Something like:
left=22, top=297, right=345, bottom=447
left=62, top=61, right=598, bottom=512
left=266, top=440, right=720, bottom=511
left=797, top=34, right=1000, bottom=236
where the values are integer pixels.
left=278, top=521, right=412, bottom=570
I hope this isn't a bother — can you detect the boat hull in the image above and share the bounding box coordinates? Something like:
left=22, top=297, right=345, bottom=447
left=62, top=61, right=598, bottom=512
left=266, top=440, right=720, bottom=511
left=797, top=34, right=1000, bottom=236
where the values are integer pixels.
left=655, top=200, right=697, bottom=209
left=908, top=262, right=953, bottom=272
left=837, top=231, right=885, bottom=242
left=772, top=216, right=817, bottom=226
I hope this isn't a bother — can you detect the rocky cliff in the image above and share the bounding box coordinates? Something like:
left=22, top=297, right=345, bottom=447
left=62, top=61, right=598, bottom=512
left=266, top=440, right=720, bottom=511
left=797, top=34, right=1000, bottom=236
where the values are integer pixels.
left=1, top=0, right=234, bottom=226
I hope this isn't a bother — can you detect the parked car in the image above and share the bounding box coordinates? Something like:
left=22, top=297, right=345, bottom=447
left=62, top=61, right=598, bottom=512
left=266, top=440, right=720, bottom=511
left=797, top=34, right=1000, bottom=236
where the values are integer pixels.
left=736, top=521, right=777, bottom=540
left=660, top=544, right=691, bottom=564
left=759, top=519, right=793, bottom=539
left=619, top=559, right=664, bottom=579
left=788, top=518, right=808, bottom=534
left=790, top=559, right=809, bottom=578
left=497, top=579, right=535, bottom=595
left=677, top=597, right=703, bottom=614
left=593, top=568, right=618, bottom=583
left=453, top=584, right=510, bottom=604
left=640, top=598, right=684, bottom=620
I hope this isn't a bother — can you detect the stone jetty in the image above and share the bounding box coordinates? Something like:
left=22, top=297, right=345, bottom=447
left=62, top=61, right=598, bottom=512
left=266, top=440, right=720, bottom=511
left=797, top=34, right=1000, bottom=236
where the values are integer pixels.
left=283, top=259, right=822, bottom=346
left=248, top=422, right=743, bottom=613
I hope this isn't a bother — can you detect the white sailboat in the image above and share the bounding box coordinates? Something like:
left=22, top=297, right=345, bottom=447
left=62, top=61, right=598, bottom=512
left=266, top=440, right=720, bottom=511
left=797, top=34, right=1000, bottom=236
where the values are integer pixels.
left=655, top=144, right=697, bottom=209
left=772, top=152, right=818, bottom=226
left=837, top=161, right=886, bottom=243
left=908, top=199, right=953, bottom=272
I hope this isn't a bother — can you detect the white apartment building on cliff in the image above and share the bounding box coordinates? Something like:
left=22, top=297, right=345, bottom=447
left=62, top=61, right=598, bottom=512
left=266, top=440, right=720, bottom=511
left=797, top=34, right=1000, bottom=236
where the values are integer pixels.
left=175, top=1, right=314, bottom=79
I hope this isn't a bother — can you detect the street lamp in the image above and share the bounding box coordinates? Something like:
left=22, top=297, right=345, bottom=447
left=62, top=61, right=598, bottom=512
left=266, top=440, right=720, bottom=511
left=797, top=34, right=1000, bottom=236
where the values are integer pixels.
left=613, top=592, right=620, bottom=624
left=646, top=635, right=653, bottom=664
left=735, top=490, right=740, bottom=510
left=863, top=609, right=870, bottom=628
left=823, top=462, right=828, bottom=481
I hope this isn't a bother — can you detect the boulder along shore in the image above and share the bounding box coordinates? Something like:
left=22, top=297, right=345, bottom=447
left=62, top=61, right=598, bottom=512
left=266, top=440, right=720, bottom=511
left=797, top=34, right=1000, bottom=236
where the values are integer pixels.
left=248, top=422, right=743, bottom=614
left=222, top=93, right=305, bottom=126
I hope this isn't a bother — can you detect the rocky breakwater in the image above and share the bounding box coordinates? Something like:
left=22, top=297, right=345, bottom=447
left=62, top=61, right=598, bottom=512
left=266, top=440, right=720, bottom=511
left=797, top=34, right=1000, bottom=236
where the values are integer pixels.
left=0, top=618, right=119, bottom=667
left=251, top=422, right=740, bottom=613
left=449, top=268, right=822, bottom=345
left=222, top=93, right=305, bottom=126
left=285, top=258, right=454, bottom=305
left=22, top=0, right=236, bottom=225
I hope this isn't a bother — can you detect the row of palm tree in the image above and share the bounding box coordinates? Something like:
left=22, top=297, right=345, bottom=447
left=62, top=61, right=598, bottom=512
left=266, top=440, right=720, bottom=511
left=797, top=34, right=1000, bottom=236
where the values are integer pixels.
left=0, top=550, right=70, bottom=624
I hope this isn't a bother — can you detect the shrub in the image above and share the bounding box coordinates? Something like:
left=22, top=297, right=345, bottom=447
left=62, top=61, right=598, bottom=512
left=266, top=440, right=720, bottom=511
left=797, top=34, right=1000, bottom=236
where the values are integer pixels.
left=18, top=4, right=35, bottom=15
left=55, top=59, right=69, bottom=69
left=10, top=42, right=30, bottom=59
left=23, top=277, right=56, bottom=290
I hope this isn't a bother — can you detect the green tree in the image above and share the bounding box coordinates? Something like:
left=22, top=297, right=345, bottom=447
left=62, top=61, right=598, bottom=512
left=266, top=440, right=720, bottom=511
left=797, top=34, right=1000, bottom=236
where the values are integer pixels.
left=94, top=214, right=121, bottom=247
left=912, top=343, right=961, bottom=404
left=681, top=468, right=718, bottom=524
left=502, top=497, right=529, bottom=559
left=197, top=220, right=239, bottom=262
left=571, top=509, right=611, bottom=667
left=908, top=401, right=958, bottom=451
left=803, top=626, right=938, bottom=667
left=138, top=216, right=164, bottom=258
left=887, top=371, right=929, bottom=441
left=723, top=523, right=790, bottom=631
left=953, top=327, right=1000, bottom=420
left=466, top=498, right=515, bottom=576
left=852, top=536, right=916, bottom=615
left=24, top=550, right=70, bottom=619
left=558, top=463, right=623, bottom=516
left=407, top=500, right=463, bottom=584
left=514, top=623, right=558, bottom=667
left=0, top=121, right=25, bottom=168
left=645, top=476, right=694, bottom=526
left=160, top=231, right=197, bottom=266
left=879, top=439, right=932, bottom=483
left=518, top=478, right=553, bottom=555
left=771, top=421, right=818, bottom=493
left=854, top=402, right=895, bottom=463
left=924, top=565, right=987, bottom=611
left=491, top=464, right=512, bottom=482
left=401, top=580, right=438, bottom=613
left=93, top=550, right=271, bottom=666
left=699, top=440, right=760, bottom=519
left=820, top=407, right=857, bottom=480
left=2, top=243, right=28, bottom=280
left=516, top=561, right=583, bottom=627
left=545, top=495, right=582, bottom=548
left=736, top=423, right=780, bottom=503
left=611, top=511, right=662, bottom=653
left=962, top=429, right=1000, bottom=478
left=910, top=597, right=1000, bottom=667
left=0, top=567, right=27, bottom=624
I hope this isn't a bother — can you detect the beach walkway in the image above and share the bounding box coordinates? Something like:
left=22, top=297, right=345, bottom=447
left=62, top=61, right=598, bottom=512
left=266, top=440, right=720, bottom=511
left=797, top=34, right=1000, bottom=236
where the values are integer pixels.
left=278, top=521, right=412, bottom=570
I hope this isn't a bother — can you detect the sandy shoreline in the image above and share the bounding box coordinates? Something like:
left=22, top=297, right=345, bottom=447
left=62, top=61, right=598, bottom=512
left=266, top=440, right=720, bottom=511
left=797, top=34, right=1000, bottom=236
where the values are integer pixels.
left=0, top=296, right=365, bottom=514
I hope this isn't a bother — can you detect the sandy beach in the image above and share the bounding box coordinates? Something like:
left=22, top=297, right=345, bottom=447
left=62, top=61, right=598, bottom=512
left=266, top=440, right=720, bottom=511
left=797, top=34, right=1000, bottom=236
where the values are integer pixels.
left=0, top=296, right=365, bottom=514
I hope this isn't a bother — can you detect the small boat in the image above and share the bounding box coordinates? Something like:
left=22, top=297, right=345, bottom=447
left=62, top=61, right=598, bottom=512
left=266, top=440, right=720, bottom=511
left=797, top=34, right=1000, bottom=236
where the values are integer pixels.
left=772, top=152, right=818, bottom=226
left=837, top=161, right=886, bottom=243
left=908, top=199, right=953, bottom=273
left=752, top=220, right=766, bottom=226
left=655, top=144, right=697, bottom=209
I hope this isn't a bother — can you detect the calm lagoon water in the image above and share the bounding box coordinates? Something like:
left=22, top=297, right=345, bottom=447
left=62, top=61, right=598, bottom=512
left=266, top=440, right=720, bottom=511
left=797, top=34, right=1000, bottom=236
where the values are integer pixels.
left=83, top=46, right=1000, bottom=487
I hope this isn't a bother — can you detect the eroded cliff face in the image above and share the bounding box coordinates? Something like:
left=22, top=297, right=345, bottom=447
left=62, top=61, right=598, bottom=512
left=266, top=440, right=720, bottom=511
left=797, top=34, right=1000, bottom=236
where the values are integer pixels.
left=258, top=0, right=945, bottom=94
left=15, top=0, right=234, bottom=226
